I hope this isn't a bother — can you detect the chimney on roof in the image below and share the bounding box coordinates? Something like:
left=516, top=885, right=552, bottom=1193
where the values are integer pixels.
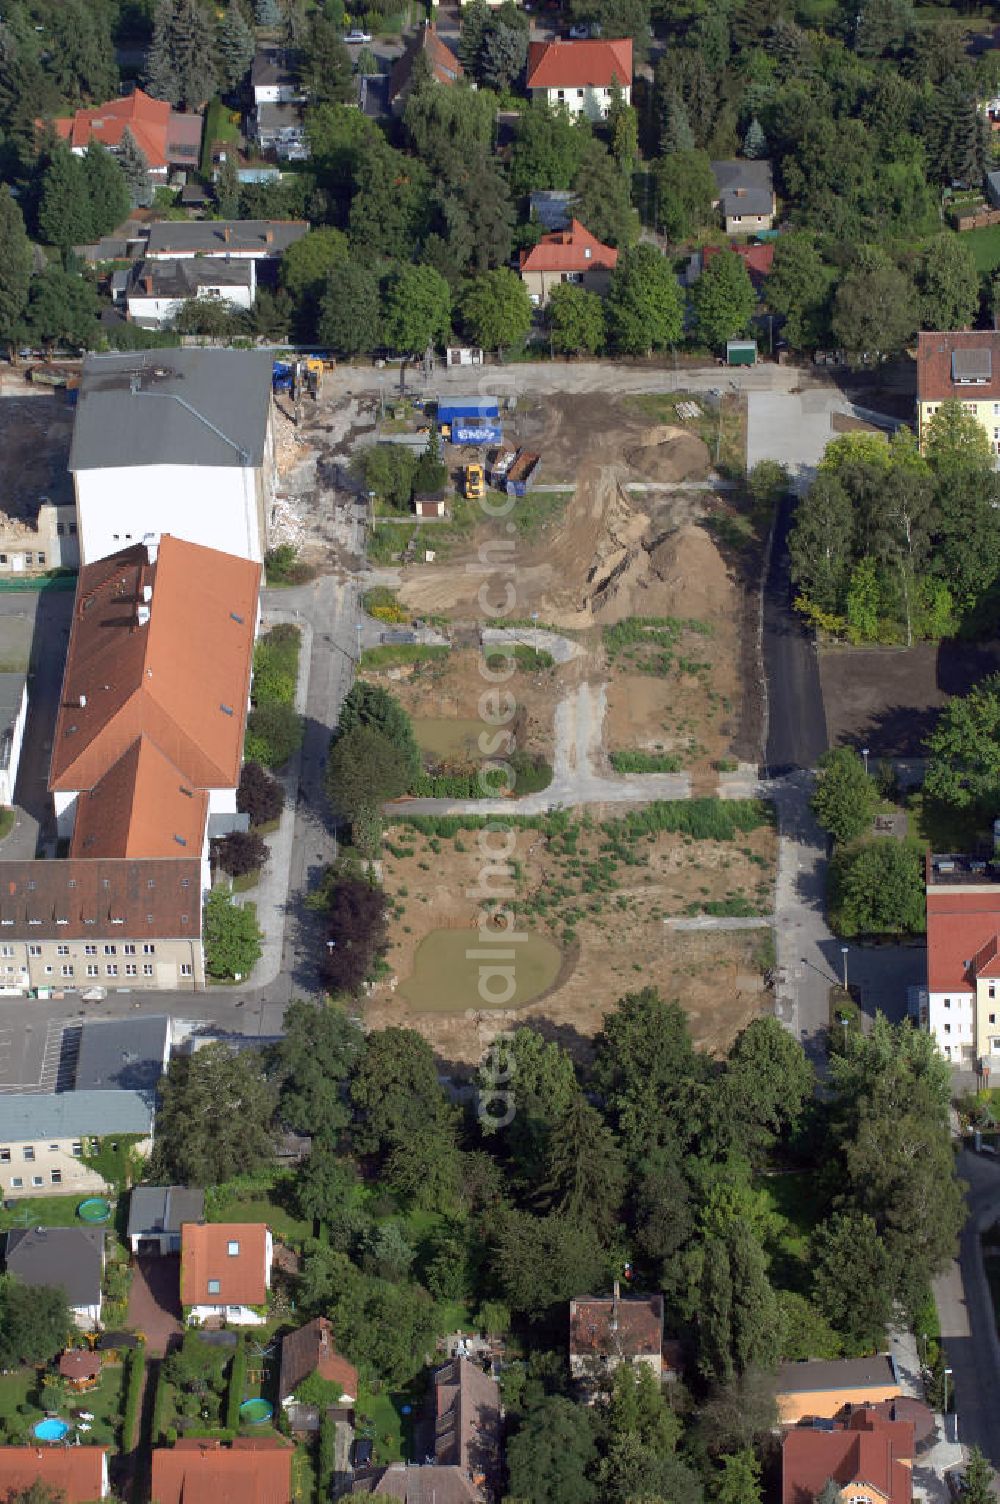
left=144, top=534, right=159, bottom=565
left=223, top=225, right=231, bottom=243
left=265, top=229, right=274, bottom=244
left=143, top=274, right=153, bottom=294
left=137, top=604, right=150, bottom=627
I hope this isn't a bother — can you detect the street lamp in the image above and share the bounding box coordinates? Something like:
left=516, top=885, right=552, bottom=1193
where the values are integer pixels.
left=943, top=1365, right=953, bottom=1413
left=841, top=945, right=849, bottom=990
left=862, top=746, right=870, bottom=776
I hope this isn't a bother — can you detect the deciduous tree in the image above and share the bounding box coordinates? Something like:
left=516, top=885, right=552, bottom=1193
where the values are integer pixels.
left=323, top=874, right=388, bottom=995
left=810, top=1211, right=893, bottom=1349
left=507, top=1395, right=599, bottom=1504
left=831, top=839, right=925, bottom=936
left=276, top=998, right=363, bottom=1142
left=831, top=263, right=917, bottom=368
left=693, top=249, right=755, bottom=349
left=918, top=235, right=978, bottom=331
left=925, top=672, right=1000, bottom=809
left=151, top=1041, right=276, bottom=1183
left=766, top=233, right=833, bottom=351
left=654, top=148, right=716, bottom=240
left=318, top=260, right=380, bottom=355
left=547, top=282, right=606, bottom=356
left=606, top=244, right=683, bottom=355
left=811, top=746, right=879, bottom=843
left=214, top=829, right=268, bottom=878
left=237, top=761, right=285, bottom=828
left=381, top=263, right=452, bottom=354
left=0, top=1279, right=69, bottom=1368
left=459, top=267, right=532, bottom=351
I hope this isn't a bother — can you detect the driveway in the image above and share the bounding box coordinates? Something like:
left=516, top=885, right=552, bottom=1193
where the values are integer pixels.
left=127, top=1255, right=182, bottom=1356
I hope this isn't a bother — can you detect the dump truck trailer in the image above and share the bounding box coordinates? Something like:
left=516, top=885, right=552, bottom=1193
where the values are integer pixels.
left=489, top=447, right=541, bottom=497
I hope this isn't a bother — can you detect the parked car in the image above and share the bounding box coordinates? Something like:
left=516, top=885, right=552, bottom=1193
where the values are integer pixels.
left=351, top=1438, right=374, bottom=1468
left=344, top=27, right=372, bottom=42
left=568, top=23, right=590, bottom=36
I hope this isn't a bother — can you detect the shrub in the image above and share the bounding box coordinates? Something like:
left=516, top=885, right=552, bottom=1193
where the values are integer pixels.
left=225, top=1334, right=246, bottom=1431
left=265, top=544, right=313, bottom=586
left=609, top=750, right=683, bottom=773
left=122, top=1341, right=146, bottom=1449
left=214, top=830, right=269, bottom=878
left=237, top=762, right=284, bottom=827
left=811, top=747, right=878, bottom=844
left=829, top=839, right=926, bottom=937
left=324, top=875, right=389, bottom=995
left=326, top=726, right=411, bottom=817
left=245, top=702, right=303, bottom=768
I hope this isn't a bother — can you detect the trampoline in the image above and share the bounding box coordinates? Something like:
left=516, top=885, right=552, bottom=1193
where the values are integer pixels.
left=77, top=1198, right=111, bottom=1224
left=239, top=1399, right=273, bottom=1425
left=33, top=1419, right=69, bottom=1441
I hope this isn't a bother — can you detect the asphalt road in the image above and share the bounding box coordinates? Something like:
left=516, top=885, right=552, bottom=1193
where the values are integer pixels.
left=763, top=493, right=828, bottom=776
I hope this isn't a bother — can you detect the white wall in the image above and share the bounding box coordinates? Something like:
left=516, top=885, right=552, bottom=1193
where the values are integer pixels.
left=927, top=988, right=974, bottom=1062
left=188, top=1302, right=266, bottom=1326
left=0, top=680, right=27, bottom=807
left=531, top=83, right=630, bottom=120
left=74, top=463, right=264, bottom=565
left=127, top=283, right=255, bottom=328
left=254, top=82, right=303, bottom=104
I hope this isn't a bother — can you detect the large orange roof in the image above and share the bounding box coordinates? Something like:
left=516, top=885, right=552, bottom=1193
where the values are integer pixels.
left=0, top=1446, right=107, bottom=1504
left=50, top=536, right=260, bottom=805
left=181, top=1223, right=270, bottom=1307
left=71, top=737, right=209, bottom=860
left=152, top=1439, right=292, bottom=1504
left=51, top=88, right=172, bottom=168
left=520, top=219, right=618, bottom=275
left=926, top=888, right=1000, bottom=992
left=526, top=37, right=632, bottom=89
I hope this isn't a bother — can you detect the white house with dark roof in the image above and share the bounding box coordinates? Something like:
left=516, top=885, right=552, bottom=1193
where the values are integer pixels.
left=5, top=1226, right=105, bottom=1328
left=0, top=1092, right=154, bottom=1201
left=710, top=159, right=776, bottom=233
left=125, top=259, right=256, bottom=328
left=68, top=350, right=275, bottom=564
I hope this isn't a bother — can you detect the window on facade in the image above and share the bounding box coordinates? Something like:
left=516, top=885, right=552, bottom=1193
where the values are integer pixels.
left=0, top=1149, right=9, bottom=1163
left=125, top=965, right=137, bottom=977
left=31, top=1176, right=43, bottom=1187
left=104, top=945, right=116, bottom=955
left=0, top=946, right=12, bottom=959
left=22, top=1146, right=34, bottom=1161
left=143, top=964, right=153, bottom=976
left=144, top=943, right=156, bottom=955
left=944, top=998, right=951, bottom=1008
left=86, top=964, right=98, bottom=977
left=944, top=1022, right=952, bottom=1033
left=9, top=1177, right=21, bottom=1188
left=43, top=965, right=52, bottom=974
left=51, top=1170, right=61, bottom=1185
left=71, top=1141, right=82, bottom=1157
left=208, top=1278, right=221, bottom=1295
left=61, top=965, right=73, bottom=977
left=85, top=944, right=97, bottom=955
left=28, top=944, right=40, bottom=957
left=106, top=965, right=117, bottom=977
left=124, top=944, right=136, bottom=955
left=227, top=1240, right=240, bottom=1256
left=181, top=963, right=193, bottom=977
left=56, top=944, right=69, bottom=956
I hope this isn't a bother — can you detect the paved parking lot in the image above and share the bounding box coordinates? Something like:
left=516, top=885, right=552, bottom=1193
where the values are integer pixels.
left=747, top=391, right=850, bottom=484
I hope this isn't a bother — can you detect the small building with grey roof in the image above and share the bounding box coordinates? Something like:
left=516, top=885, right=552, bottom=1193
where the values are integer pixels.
left=710, top=159, right=776, bottom=233
left=6, top=1226, right=105, bottom=1328
left=68, top=349, right=275, bottom=565
left=74, top=1015, right=171, bottom=1096
left=125, top=258, right=256, bottom=329
left=144, top=219, right=308, bottom=260
left=127, top=1185, right=205, bottom=1255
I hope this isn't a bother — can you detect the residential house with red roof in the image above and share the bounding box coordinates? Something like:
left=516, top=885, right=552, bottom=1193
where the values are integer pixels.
left=916, top=330, right=1000, bottom=454
left=46, top=88, right=203, bottom=181
left=922, top=850, right=1000, bottom=1070
left=278, top=1316, right=358, bottom=1405
left=0, top=1446, right=108, bottom=1502
left=152, top=1438, right=293, bottom=1504
left=569, top=1285, right=663, bottom=1396
left=526, top=38, right=632, bottom=119
left=781, top=1407, right=914, bottom=1504
left=389, top=24, right=463, bottom=114
left=700, top=241, right=775, bottom=289
left=519, top=219, right=618, bottom=306
left=181, top=1222, right=273, bottom=1326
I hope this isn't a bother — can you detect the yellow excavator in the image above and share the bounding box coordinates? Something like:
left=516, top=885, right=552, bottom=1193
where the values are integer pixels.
left=463, top=463, right=485, bottom=500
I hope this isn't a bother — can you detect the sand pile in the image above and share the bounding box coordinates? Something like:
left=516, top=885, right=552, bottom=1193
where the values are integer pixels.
left=645, top=525, right=732, bottom=620
left=625, top=425, right=712, bottom=483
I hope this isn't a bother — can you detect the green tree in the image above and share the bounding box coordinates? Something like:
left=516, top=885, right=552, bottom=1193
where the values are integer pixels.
left=145, top=0, right=217, bottom=109
left=789, top=473, right=855, bottom=615
left=918, top=235, right=978, bottom=331
left=724, top=1017, right=813, bottom=1159
left=606, top=244, right=684, bottom=355
left=326, top=726, right=412, bottom=816
left=495, top=1209, right=606, bottom=1319
left=43, top=0, right=118, bottom=106
left=37, top=148, right=93, bottom=250
left=507, top=1395, right=598, bottom=1504
left=831, top=264, right=917, bottom=368
left=538, top=1094, right=625, bottom=1238
left=925, top=672, right=1000, bottom=809
left=479, top=15, right=528, bottom=92
left=547, top=282, right=606, bottom=356
left=317, top=260, right=380, bottom=356
left=82, top=143, right=130, bottom=239
left=693, top=250, right=755, bottom=349
left=214, top=155, right=240, bottom=219
left=217, top=4, right=255, bottom=92
left=923, top=73, right=986, bottom=186
left=742, top=118, right=766, bottom=158
left=963, top=1447, right=996, bottom=1504
left=714, top=1449, right=763, bottom=1504
left=300, top=12, right=354, bottom=105
left=203, top=884, right=264, bottom=980
left=510, top=103, right=590, bottom=194
left=245, top=701, right=303, bottom=768
left=23, top=268, right=99, bottom=351
left=381, top=263, right=452, bottom=354
left=654, top=148, right=717, bottom=240
left=460, top=267, right=532, bottom=350
left=811, top=1211, right=893, bottom=1349
left=925, top=399, right=993, bottom=473
left=275, top=998, right=363, bottom=1142
left=337, top=682, right=421, bottom=782
left=0, top=193, right=31, bottom=355
left=593, top=987, right=704, bottom=1158
left=832, top=839, right=926, bottom=937
left=150, top=1042, right=276, bottom=1183
left=0, top=1278, right=69, bottom=1368
left=811, top=746, right=879, bottom=843
left=573, top=138, right=639, bottom=247
left=766, top=233, right=833, bottom=352
left=118, top=128, right=153, bottom=208
left=350, top=1026, right=455, bottom=1160
left=348, top=139, right=429, bottom=260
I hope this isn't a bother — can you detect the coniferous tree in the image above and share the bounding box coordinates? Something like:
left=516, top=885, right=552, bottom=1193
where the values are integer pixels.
left=82, top=143, right=130, bottom=238
left=218, top=5, right=256, bottom=93
left=37, top=148, right=93, bottom=251
left=743, top=117, right=766, bottom=157
left=0, top=193, right=32, bottom=355
left=118, top=128, right=153, bottom=208
left=146, top=0, right=218, bottom=110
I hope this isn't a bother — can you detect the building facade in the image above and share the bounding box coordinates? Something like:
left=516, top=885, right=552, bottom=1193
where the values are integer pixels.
left=923, top=849, right=1000, bottom=1069
left=125, top=259, right=256, bottom=328
left=0, top=674, right=27, bottom=807
left=0, top=503, right=79, bottom=576
left=710, top=159, right=777, bottom=234
left=69, top=350, right=276, bottom=565
left=0, top=1090, right=154, bottom=1200
left=916, top=330, right=1000, bottom=454
left=526, top=38, right=632, bottom=119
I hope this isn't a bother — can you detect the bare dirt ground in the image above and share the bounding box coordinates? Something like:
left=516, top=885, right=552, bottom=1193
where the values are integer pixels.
left=0, top=393, right=75, bottom=516
left=820, top=640, right=1000, bottom=756
left=367, top=815, right=776, bottom=1067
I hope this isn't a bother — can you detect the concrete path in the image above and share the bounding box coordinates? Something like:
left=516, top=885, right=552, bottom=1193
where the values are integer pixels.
left=664, top=915, right=773, bottom=931
left=480, top=626, right=584, bottom=664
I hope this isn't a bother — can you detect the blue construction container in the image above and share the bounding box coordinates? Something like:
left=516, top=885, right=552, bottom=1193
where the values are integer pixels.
left=451, top=418, right=503, bottom=445
left=437, top=399, right=500, bottom=426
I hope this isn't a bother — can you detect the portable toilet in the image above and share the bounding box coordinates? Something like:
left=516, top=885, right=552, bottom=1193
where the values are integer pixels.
left=726, top=339, right=757, bottom=366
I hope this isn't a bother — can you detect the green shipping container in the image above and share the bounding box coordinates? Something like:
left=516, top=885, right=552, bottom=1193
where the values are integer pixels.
left=727, top=340, right=757, bottom=366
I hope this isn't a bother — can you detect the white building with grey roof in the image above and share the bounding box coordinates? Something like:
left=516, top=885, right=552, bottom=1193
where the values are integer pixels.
left=68, top=349, right=276, bottom=565
left=125, top=258, right=256, bottom=329
left=0, top=1089, right=155, bottom=1203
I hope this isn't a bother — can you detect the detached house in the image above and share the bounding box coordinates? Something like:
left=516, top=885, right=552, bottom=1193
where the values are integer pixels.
left=776, top=1357, right=901, bottom=1424
left=181, top=1222, right=272, bottom=1325
left=569, top=1286, right=664, bottom=1393
left=519, top=219, right=618, bottom=306
left=0, top=1447, right=108, bottom=1503
left=710, top=159, right=777, bottom=233
left=69, top=349, right=276, bottom=565
left=916, top=330, right=1000, bottom=455
left=153, top=1439, right=293, bottom=1504
left=279, top=1316, right=358, bottom=1405
left=388, top=24, right=463, bottom=114
left=526, top=38, right=632, bottom=120
left=782, top=1407, right=915, bottom=1504
left=125, top=259, right=256, bottom=329
left=5, top=1226, right=105, bottom=1329
left=45, top=88, right=203, bottom=182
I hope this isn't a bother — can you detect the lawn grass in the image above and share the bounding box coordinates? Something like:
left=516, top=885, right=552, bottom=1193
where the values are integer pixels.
left=360, top=644, right=450, bottom=671
left=200, top=99, right=238, bottom=174
left=292, top=1441, right=316, bottom=1504
left=0, top=1193, right=103, bottom=1232
left=0, top=1371, right=33, bottom=1420
left=957, top=223, right=1000, bottom=274
left=907, top=791, right=985, bottom=853
left=354, top=1372, right=431, bottom=1467
left=499, top=488, right=572, bottom=540
left=206, top=1173, right=312, bottom=1245
left=0, top=808, right=14, bottom=841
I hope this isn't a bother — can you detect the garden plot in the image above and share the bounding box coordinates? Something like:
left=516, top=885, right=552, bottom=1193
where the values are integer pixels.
left=367, top=801, right=777, bottom=1065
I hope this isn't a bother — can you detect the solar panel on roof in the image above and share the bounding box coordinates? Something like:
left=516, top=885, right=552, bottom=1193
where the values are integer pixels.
left=952, top=347, right=992, bottom=382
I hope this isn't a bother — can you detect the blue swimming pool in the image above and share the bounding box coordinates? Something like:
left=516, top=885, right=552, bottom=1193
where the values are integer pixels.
left=33, top=1419, right=69, bottom=1441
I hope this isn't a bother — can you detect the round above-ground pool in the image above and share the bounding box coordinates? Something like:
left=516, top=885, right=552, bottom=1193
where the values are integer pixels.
left=239, top=1399, right=273, bottom=1425
left=33, top=1419, right=69, bottom=1442
left=77, top=1198, right=111, bottom=1224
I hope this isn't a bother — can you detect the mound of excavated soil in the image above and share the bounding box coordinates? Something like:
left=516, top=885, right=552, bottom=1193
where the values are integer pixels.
left=625, top=426, right=712, bottom=484
left=644, top=525, right=732, bottom=621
